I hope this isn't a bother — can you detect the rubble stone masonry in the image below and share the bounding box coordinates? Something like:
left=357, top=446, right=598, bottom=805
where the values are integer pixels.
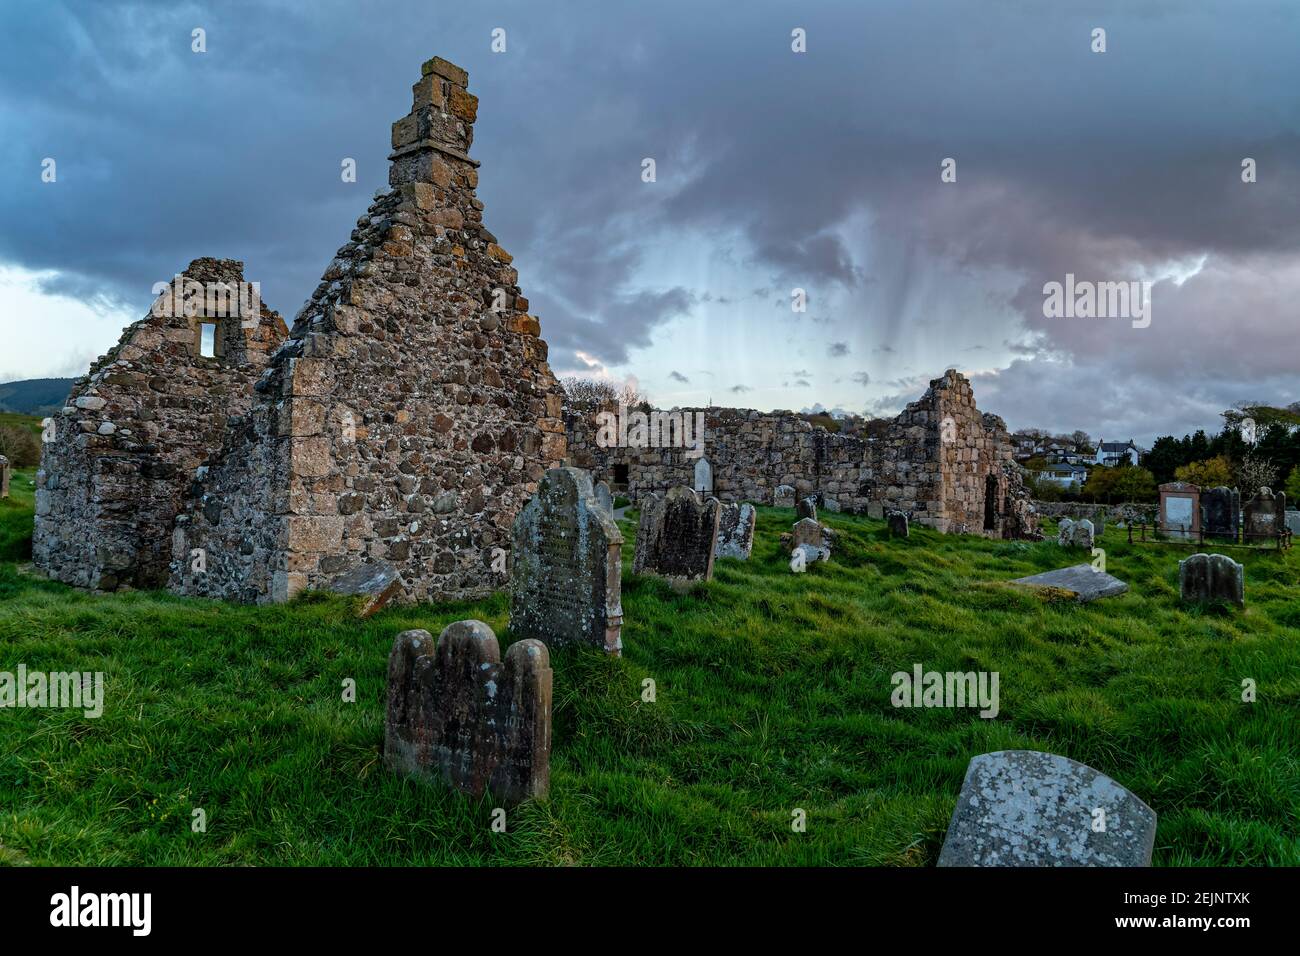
left=33, top=258, right=287, bottom=590
left=170, top=57, right=566, bottom=604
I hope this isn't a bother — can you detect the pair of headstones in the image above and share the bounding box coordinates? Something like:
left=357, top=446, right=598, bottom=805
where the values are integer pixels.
left=1057, top=517, right=1095, bottom=550
left=386, top=466, right=622, bottom=807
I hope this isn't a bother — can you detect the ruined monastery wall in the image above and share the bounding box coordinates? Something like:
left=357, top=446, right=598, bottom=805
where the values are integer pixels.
left=32, top=258, right=287, bottom=590
left=171, top=57, right=566, bottom=605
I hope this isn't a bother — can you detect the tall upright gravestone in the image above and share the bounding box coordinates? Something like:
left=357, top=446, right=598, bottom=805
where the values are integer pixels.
left=1243, top=487, right=1286, bottom=543
left=1157, top=481, right=1200, bottom=540
left=634, top=486, right=721, bottom=581
left=0, top=455, right=10, bottom=499
left=510, top=467, right=624, bottom=656
left=714, top=502, right=756, bottom=560
left=385, top=620, right=551, bottom=806
left=1201, top=486, right=1240, bottom=540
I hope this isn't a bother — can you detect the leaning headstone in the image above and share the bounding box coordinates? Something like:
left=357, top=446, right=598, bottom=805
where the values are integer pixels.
left=634, top=486, right=721, bottom=582
left=796, top=496, right=818, bottom=522
left=887, top=510, right=909, bottom=538
left=1179, top=552, right=1244, bottom=607
left=326, top=560, right=403, bottom=618
left=1056, top=518, right=1075, bottom=547
left=0, top=455, right=9, bottom=499
left=510, top=467, right=624, bottom=655
left=1243, top=487, right=1286, bottom=543
left=385, top=620, right=551, bottom=807
left=1010, top=564, right=1128, bottom=602
left=714, top=502, right=757, bottom=560
left=773, top=484, right=796, bottom=508
left=1201, top=486, right=1240, bottom=540
left=938, top=750, right=1156, bottom=867
left=594, top=480, right=614, bottom=515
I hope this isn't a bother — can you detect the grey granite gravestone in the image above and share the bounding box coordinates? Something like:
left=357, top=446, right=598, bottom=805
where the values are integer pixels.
left=385, top=620, right=551, bottom=807
left=1010, top=564, right=1128, bottom=602
left=1056, top=518, right=1075, bottom=547
left=633, top=486, right=721, bottom=581
left=1178, top=552, right=1244, bottom=607
left=715, top=502, right=757, bottom=560
left=938, top=750, right=1156, bottom=866
left=326, top=560, right=403, bottom=617
left=510, top=467, right=624, bottom=655
left=796, top=496, right=818, bottom=522
left=773, top=484, right=796, bottom=508
left=887, top=510, right=909, bottom=538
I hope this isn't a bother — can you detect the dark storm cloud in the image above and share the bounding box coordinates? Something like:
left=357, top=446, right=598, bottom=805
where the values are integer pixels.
left=2, top=0, right=1298, bottom=441
left=668, top=370, right=690, bottom=383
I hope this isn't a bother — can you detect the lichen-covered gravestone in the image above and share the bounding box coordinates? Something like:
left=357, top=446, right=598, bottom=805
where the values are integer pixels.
left=385, top=620, right=551, bottom=807
left=1011, top=564, right=1128, bottom=602
left=510, top=467, right=623, bottom=655
left=714, top=502, right=756, bottom=560
left=1072, top=518, right=1095, bottom=550
left=790, top=516, right=832, bottom=562
left=887, top=510, right=909, bottom=538
left=796, top=496, right=818, bottom=522
left=773, top=484, right=796, bottom=508
left=634, top=486, right=721, bottom=581
left=1056, top=517, right=1074, bottom=547
left=1179, top=552, right=1244, bottom=607
left=938, top=750, right=1156, bottom=867
left=326, top=560, right=403, bottom=618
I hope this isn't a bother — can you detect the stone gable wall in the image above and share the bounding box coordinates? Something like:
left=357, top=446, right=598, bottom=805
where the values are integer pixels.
left=32, top=258, right=287, bottom=590
left=171, top=56, right=566, bottom=605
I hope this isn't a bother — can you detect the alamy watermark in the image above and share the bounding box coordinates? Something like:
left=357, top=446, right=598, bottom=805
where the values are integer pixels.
left=150, top=274, right=262, bottom=328
left=1, top=665, right=104, bottom=718
left=891, top=664, right=999, bottom=718
left=595, top=404, right=705, bottom=459
left=1042, top=274, right=1151, bottom=329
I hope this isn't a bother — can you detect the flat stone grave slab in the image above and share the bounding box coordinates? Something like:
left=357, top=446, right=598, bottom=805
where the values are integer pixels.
left=1010, top=563, right=1128, bottom=602
left=938, top=750, right=1156, bottom=867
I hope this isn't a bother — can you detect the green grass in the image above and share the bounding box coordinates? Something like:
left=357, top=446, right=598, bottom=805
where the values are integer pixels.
left=1, top=478, right=1297, bottom=865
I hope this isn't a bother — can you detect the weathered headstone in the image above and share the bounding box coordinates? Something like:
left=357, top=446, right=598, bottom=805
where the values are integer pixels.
left=1011, top=564, right=1128, bottom=602
left=693, top=457, right=713, bottom=495
left=1287, top=510, right=1300, bottom=537
left=714, top=502, right=756, bottom=560
left=887, top=510, right=909, bottom=538
left=1158, top=481, right=1200, bottom=540
left=1201, top=486, right=1240, bottom=540
left=326, top=560, right=403, bottom=618
left=796, top=496, right=818, bottom=522
left=938, top=750, right=1156, bottom=867
left=790, top=516, right=832, bottom=562
left=634, top=486, right=721, bottom=581
left=773, top=484, right=796, bottom=508
left=594, top=480, right=614, bottom=515
left=1056, top=518, right=1075, bottom=547
left=0, top=455, right=9, bottom=500
left=1243, top=487, right=1286, bottom=543
left=510, top=467, right=624, bottom=655
left=1179, top=552, right=1244, bottom=607
left=385, top=621, right=551, bottom=807
left=1072, top=518, right=1095, bottom=551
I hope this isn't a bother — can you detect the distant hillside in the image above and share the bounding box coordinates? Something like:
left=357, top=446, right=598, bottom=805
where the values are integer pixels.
left=0, top=378, right=76, bottom=416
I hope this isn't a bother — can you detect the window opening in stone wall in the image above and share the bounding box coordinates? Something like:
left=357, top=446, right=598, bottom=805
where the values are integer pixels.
left=200, top=322, right=217, bottom=358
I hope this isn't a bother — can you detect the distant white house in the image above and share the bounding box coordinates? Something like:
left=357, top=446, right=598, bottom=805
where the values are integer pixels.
left=1038, top=463, right=1089, bottom=490
left=1093, top=439, right=1140, bottom=468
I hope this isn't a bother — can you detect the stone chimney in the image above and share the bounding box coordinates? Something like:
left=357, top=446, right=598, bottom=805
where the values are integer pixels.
left=389, top=57, right=480, bottom=187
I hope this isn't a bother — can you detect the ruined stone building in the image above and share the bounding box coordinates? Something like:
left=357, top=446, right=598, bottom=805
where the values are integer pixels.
left=566, top=370, right=1038, bottom=538
left=32, top=258, right=287, bottom=590
left=169, top=57, right=566, bottom=604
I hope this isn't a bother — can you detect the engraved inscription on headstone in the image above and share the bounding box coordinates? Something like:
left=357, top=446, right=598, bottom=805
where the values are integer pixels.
left=510, top=467, right=623, bottom=655
left=634, top=486, right=721, bottom=581
left=385, top=620, right=551, bottom=807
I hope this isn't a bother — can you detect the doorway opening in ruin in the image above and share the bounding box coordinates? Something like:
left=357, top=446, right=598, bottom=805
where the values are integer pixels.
left=612, top=463, right=629, bottom=488
left=983, top=474, right=999, bottom=531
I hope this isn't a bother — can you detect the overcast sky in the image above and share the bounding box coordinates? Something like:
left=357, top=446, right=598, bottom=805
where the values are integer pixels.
left=2, top=0, right=1297, bottom=444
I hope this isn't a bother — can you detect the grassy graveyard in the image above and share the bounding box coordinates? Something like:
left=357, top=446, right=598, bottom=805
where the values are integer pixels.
left=1, top=473, right=1298, bottom=866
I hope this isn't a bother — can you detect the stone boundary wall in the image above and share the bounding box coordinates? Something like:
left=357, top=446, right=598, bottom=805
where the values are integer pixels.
left=1033, top=501, right=1158, bottom=525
